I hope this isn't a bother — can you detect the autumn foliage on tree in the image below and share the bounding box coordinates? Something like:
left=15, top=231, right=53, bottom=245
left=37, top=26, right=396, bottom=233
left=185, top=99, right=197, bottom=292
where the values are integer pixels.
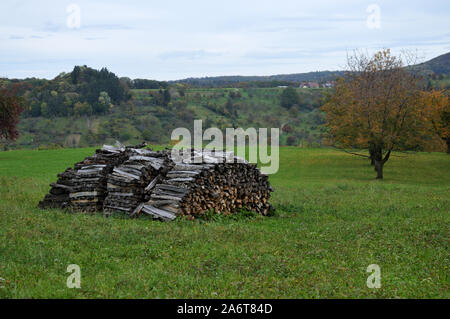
left=422, top=89, right=450, bottom=153
left=322, top=49, right=431, bottom=179
left=0, top=84, right=24, bottom=141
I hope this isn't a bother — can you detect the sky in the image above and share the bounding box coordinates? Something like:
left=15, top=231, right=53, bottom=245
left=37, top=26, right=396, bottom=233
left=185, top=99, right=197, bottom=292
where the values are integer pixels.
left=0, top=0, right=449, bottom=80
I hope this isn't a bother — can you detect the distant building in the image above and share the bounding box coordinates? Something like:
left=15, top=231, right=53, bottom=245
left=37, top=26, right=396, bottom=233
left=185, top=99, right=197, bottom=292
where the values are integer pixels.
left=300, top=82, right=320, bottom=89
left=277, top=85, right=288, bottom=88
left=321, top=81, right=335, bottom=88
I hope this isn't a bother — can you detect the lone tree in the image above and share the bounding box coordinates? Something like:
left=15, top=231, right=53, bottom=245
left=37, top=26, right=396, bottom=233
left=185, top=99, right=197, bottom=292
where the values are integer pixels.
left=0, top=85, right=24, bottom=141
left=322, top=49, right=429, bottom=179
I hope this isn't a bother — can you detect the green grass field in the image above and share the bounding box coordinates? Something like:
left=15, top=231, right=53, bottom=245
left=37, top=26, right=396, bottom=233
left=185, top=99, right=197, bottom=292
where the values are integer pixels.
left=0, top=147, right=448, bottom=298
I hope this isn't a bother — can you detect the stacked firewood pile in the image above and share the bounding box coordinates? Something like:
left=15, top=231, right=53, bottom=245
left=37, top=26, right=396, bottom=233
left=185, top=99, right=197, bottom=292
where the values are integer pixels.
left=138, top=151, right=274, bottom=221
left=39, top=148, right=274, bottom=221
left=103, top=149, right=172, bottom=215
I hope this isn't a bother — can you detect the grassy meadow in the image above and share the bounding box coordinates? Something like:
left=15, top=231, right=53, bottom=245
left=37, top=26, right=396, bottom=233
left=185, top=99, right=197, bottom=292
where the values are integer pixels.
left=0, top=147, right=448, bottom=298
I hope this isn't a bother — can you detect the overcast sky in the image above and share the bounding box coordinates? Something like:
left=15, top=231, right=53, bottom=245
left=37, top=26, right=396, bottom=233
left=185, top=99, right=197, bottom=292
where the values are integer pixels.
left=1, top=0, right=449, bottom=80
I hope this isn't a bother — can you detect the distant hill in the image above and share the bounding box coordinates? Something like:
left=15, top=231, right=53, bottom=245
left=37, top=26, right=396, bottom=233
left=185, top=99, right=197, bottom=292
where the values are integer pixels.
left=172, top=52, right=450, bottom=87
left=410, top=52, right=450, bottom=76
left=171, top=71, right=345, bottom=88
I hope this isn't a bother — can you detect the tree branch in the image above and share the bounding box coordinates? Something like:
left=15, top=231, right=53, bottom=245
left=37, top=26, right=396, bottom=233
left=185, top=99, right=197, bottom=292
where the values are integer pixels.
left=383, top=149, right=392, bottom=164
left=334, top=147, right=370, bottom=158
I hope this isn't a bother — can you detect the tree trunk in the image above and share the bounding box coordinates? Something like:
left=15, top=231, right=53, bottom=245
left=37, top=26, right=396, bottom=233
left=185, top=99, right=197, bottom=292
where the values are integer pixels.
left=446, top=138, right=450, bottom=154
left=369, top=150, right=375, bottom=166
left=372, top=145, right=389, bottom=179
left=372, top=145, right=382, bottom=172
left=369, top=143, right=376, bottom=166
left=374, top=160, right=383, bottom=179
